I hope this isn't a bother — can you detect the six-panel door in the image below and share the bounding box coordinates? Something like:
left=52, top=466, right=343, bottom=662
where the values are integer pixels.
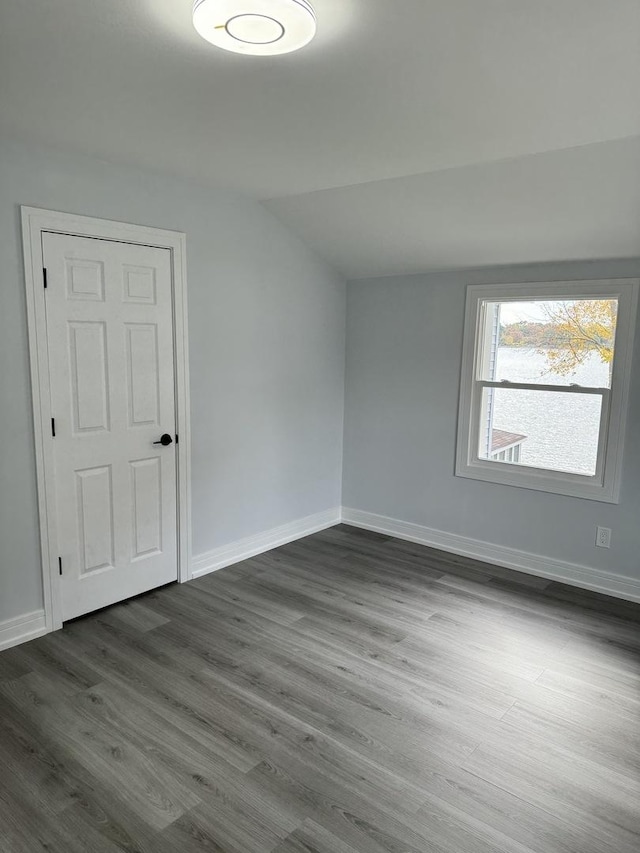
left=42, top=233, right=178, bottom=620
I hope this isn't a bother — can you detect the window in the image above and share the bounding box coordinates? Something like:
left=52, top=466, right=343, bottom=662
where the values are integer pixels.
left=455, top=280, right=638, bottom=502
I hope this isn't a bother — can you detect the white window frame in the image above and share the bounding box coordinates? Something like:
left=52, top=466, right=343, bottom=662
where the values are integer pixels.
left=455, top=279, right=639, bottom=503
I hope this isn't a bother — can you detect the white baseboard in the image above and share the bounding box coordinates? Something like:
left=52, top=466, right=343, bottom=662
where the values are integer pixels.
left=0, top=609, right=48, bottom=652
left=191, top=507, right=342, bottom=579
left=341, top=507, right=640, bottom=603
left=4, top=507, right=636, bottom=656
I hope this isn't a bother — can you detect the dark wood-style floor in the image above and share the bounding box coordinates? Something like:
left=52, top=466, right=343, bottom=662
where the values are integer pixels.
left=1, top=524, right=639, bottom=853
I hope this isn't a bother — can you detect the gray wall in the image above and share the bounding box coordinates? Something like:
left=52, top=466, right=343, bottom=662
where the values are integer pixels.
left=343, top=260, right=640, bottom=581
left=0, top=139, right=346, bottom=623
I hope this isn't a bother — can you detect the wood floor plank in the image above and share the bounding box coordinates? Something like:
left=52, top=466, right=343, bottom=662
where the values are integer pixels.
left=9, top=634, right=103, bottom=695
left=0, top=523, right=638, bottom=852
left=0, top=647, right=33, bottom=682
left=272, top=818, right=364, bottom=853
left=0, top=672, right=201, bottom=831
left=501, top=699, right=640, bottom=777
left=0, top=695, right=81, bottom=816
left=99, top=598, right=171, bottom=634
left=534, top=665, right=640, bottom=716
left=461, top=735, right=640, bottom=850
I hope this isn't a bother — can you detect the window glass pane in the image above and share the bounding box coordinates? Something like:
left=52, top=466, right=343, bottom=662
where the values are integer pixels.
left=479, top=387, right=602, bottom=476
left=480, top=299, right=617, bottom=388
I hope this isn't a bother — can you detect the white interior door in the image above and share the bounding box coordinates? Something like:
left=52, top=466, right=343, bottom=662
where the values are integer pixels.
left=42, top=232, right=178, bottom=620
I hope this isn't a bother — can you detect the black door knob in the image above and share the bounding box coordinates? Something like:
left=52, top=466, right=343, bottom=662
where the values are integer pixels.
left=153, top=433, right=173, bottom=446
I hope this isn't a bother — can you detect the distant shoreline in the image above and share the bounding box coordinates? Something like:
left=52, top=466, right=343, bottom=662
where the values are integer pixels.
left=499, top=344, right=570, bottom=350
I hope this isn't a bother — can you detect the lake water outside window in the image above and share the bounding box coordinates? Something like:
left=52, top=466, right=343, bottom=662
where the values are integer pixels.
left=478, top=299, right=617, bottom=477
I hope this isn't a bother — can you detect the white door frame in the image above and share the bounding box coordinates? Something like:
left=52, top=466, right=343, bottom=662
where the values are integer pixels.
left=21, top=206, right=192, bottom=632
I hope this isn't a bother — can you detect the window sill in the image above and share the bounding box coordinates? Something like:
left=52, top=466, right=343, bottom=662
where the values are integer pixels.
left=455, top=459, right=619, bottom=503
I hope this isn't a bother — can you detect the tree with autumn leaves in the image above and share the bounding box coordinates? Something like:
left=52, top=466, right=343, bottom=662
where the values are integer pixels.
left=499, top=299, right=617, bottom=381
left=537, top=299, right=616, bottom=381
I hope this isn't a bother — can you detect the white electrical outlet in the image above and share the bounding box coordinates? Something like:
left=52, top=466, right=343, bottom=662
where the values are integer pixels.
left=596, top=526, right=612, bottom=549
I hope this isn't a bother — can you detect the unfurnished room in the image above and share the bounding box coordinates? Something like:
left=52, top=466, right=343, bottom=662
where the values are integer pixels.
left=0, top=2, right=639, bottom=852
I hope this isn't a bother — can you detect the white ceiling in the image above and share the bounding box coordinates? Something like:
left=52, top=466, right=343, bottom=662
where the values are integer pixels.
left=1, top=1, right=639, bottom=277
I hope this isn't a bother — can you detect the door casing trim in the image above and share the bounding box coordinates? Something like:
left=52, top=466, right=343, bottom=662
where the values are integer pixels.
left=21, top=206, right=192, bottom=632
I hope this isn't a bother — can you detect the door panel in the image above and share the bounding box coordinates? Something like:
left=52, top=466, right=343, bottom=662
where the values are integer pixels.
left=68, top=321, right=110, bottom=433
left=42, top=233, right=178, bottom=620
left=76, top=465, right=115, bottom=574
left=130, top=457, right=162, bottom=560
left=125, top=323, right=160, bottom=427
left=65, top=258, right=105, bottom=301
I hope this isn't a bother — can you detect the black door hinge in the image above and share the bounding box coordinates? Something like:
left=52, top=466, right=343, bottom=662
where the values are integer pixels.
left=43, top=268, right=48, bottom=289
left=58, top=557, right=62, bottom=576
left=175, top=434, right=179, bottom=444
left=51, top=418, right=56, bottom=437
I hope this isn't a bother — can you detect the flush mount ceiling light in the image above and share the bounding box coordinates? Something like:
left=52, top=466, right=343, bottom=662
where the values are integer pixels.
left=193, top=0, right=316, bottom=56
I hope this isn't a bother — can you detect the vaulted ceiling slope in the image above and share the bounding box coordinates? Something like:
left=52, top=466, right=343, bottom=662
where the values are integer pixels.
left=1, top=1, right=639, bottom=277
left=266, top=137, right=640, bottom=279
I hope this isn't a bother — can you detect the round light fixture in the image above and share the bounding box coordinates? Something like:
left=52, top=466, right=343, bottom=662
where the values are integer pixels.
left=193, top=0, right=316, bottom=56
